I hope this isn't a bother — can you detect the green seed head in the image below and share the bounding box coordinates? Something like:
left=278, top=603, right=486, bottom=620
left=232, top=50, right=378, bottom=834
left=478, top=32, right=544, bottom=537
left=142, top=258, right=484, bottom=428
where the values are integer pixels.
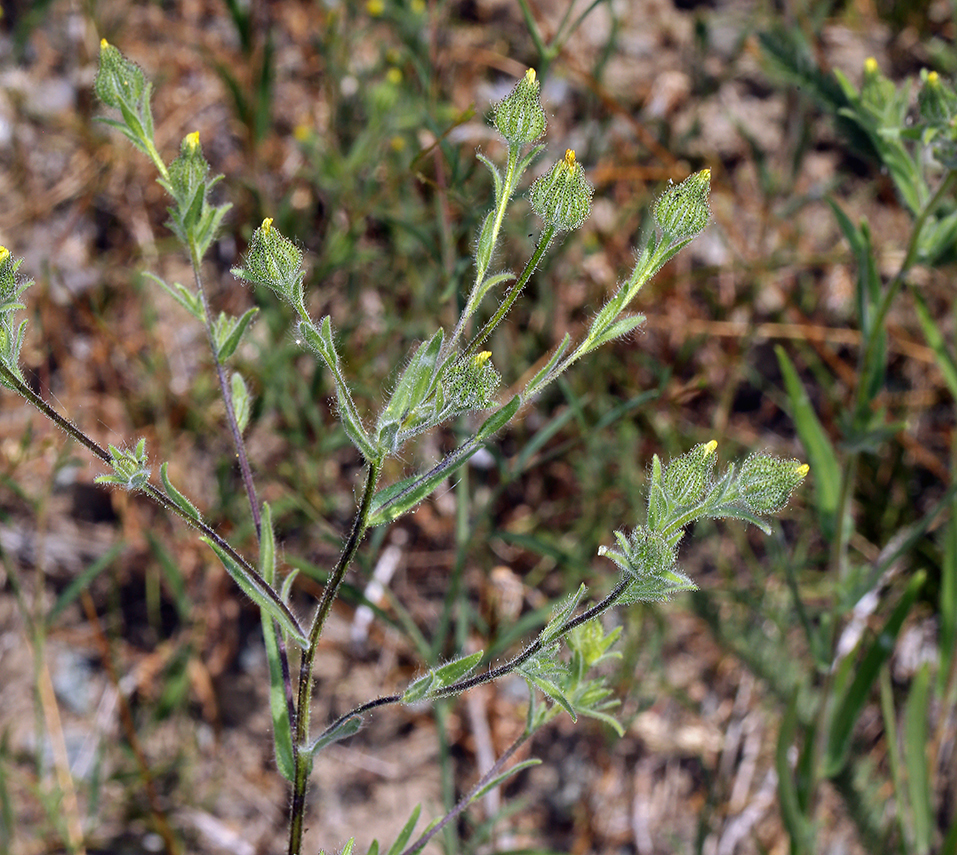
left=493, top=68, right=547, bottom=147
left=529, top=149, right=594, bottom=232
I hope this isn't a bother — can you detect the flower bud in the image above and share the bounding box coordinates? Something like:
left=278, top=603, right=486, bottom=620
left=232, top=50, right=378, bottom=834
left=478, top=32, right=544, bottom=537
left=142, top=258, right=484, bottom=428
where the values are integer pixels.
left=443, top=350, right=499, bottom=412
left=736, top=453, right=809, bottom=514
left=663, top=440, right=717, bottom=506
left=167, top=132, right=210, bottom=205
left=529, top=149, right=593, bottom=232
left=493, top=68, right=547, bottom=146
left=232, top=219, right=304, bottom=302
left=918, top=69, right=957, bottom=126
left=860, top=57, right=894, bottom=115
left=0, top=246, right=29, bottom=308
left=653, top=169, right=711, bottom=241
left=95, top=39, right=148, bottom=110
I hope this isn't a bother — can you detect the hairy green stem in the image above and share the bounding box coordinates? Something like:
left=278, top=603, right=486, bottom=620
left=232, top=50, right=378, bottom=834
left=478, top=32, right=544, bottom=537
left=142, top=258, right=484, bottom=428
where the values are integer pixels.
left=314, top=573, right=633, bottom=745
left=464, top=225, right=556, bottom=358
left=448, top=145, right=522, bottom=355
left=287, top=460, right=381, bottom=855
left=400, top=730, right=531, bottom=855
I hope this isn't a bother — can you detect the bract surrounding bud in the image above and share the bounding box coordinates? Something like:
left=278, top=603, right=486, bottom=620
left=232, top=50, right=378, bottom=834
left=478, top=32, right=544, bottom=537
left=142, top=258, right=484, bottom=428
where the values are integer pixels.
left=529, top=149, right=594, bottom=232
left=494, top=68, right=547, bottom=147
left=167, top=132, right=210, bottom=205
left=232, top=219, right=304, bottom=303
left=95, top=39, right=148, bottom=110
left=736, top=454, right=809, bottom=514
left=653, top=169, right=711, bottom=241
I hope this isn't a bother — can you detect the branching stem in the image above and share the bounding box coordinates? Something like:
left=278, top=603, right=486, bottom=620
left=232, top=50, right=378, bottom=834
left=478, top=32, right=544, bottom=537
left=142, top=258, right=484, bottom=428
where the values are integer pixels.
left=287, top=460, right=381, bottom=855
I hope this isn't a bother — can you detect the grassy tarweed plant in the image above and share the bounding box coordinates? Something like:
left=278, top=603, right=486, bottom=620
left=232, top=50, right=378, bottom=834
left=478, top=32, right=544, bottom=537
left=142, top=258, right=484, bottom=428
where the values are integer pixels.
left=0, top=42, right=810, bottom=854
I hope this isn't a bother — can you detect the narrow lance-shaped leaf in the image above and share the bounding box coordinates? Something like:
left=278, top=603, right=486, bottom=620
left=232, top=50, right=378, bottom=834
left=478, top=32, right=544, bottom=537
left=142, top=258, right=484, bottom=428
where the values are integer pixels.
left=903, top=663, right=932, bottom=855
left=775, top=346, right=839, bottom=525
left=202, top=537, right=308, bottom=649
left=540, top=583, right=586, bottom=645
left=822, top=570, right=925, bottom=776
left=217, top=306, right=259, bottom=361
left=385, top=804, right=422, bottom=855
left=160, top=462, right=201, bottom=522
left=306, top=715, right=363, bottom=757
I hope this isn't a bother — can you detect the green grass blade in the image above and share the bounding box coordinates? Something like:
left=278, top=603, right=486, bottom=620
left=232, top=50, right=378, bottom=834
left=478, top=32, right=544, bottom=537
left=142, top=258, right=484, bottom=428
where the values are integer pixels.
left=912, top=288, right=957, bottom=400
left=903, top=663, right=932, bottom=855
left=776, top=693, right=813, bottom=855
left=823, top=570, right=925, bottom=777
left=45, top=544, right=123, bottom=626
left=775, top=345, right=840, bottom=522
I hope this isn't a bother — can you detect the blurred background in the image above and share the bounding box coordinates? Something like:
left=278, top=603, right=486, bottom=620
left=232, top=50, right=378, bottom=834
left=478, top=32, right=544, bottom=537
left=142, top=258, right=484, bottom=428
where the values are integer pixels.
left=1, top=0, right=955, bottom=853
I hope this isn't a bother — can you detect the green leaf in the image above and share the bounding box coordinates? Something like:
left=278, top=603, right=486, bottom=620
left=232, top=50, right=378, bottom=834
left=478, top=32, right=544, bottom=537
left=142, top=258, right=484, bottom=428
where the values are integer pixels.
left=823, top=570, right=925, bottom=776
left=262, top=612, right=294, bottom=781
left=148, top=272, right=205, bottom=322
left=476, top=394, right=521, bottom=442
left=525, top=333, right=571, bottom=398
left=160, top=462, right=201, bottom=522
left=230, top=371, right=252, bottom=434
left=430, top=651, right=484, bottom=691
left=280, top=568, right=299, bottom=604
left=401, top=672, right=435, bottom=704
left=540, top=583, right=586, bottom=645
left=469, top=271, right=516, bottom=314
left=903, top=663, right=932, bottom=855
left=523, top=672, right=576, bottom=721
left=368, top=441, right=481, bottom=526
left=912, top=288, right=957, bottom=400
left=775, top=346, right=839, bottom=526
left=582, top=313, right=645, bottom=354
left=472, top=758, right=542, bottom=801
left=776, top=693, right=814, bottom=855
left=217, top=307, right=258, bottom=361
left=202, top=537, right=308, bottom=649
left=473, top=210, right=496, bottom=280
left=378, top=329, right=444, bottom=433
left=306, top=715, right=363, bottom=756
left=476, top=152, right=503, bottom=208
left=385, top=804, right=421, bottom=855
